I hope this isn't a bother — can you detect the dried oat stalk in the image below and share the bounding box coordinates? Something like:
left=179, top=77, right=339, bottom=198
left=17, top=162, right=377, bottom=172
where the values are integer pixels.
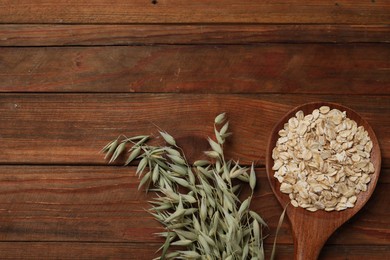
left=102, top=113, right=272, bottom=259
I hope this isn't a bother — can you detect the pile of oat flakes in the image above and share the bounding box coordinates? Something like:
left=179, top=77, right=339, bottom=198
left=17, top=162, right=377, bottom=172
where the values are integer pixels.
left=272, top=106, right=374, bottom=212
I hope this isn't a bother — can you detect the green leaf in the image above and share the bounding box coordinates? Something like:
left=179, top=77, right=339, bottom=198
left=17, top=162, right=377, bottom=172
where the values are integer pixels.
left=214, top=112, right=226, bottom=125
left=204, top=150, right=220, bottom=159
left=193, top=160, right=211, bottom=167
left=164, top=147, right=181, bottom=156
left=136, top=157, right=148, bottom=176
left=167, top=222, right=190, bottom=229
left=161, top=188, right=180, bottom=201
left=220, top=121, right=229, bottom=135
left=169, top=163, right=187, bottom=175
left=167, top=154, right=186, bottom=165
left=162, top=252, right=179, bottom=259
left=200, top=197, right=207, bottom=221
left=125, top=146, right=141, bottom=165
left=198, top=234, right=211, bottom=254
left=249, top=210, right=268, bottom=228
left=132, top=136, right=150, bottom=147
left=215, top=127, right=224, bottom=144
left=138, top=171, right=151, bottom=190
left=159, top=131, right=176, bottom=146
left=150, top=203, right=172, bottom=211
left=174, top=229, right=198, bottom=241
left=160, top=231, right=171, bottom=260
left=209, top=211, right=219, bottom=237
left=104, top=139, right=118, bottom=159
left=181, top=194, right=196, bottom=204
left=250, top=162, right=256, bottom=191
left=187, top=168, right=196, bottom=185
left=230, top=168, right=246, bottom=179
left=208, top=137, right=223, bottom=155
left=192, top=215, right=201, bottom=231
left=178, top=251, right=200, bottom=259
left=213, top=171, right=227, bottom=190
left=129, top=135, right=149, bottom=142
left=253, top=219, right=260, bottom=247
left=242, top=243, right=249, bottom=259
left=154, top=158, right=169, bottom=170
left=152, top=164, right=160, bottom=184
left=236, top=172, right=249, bottom=182
left=200, top=231, right=216, bottom=247
left=171, top=239, right=193, bottom=246
left=109, top=142, right=126, bottom=163
left=238, top=197, right=251, bottom=216
left=101, top=139, right=116, bottom=153
left=169, top=176, right=190, bottom=188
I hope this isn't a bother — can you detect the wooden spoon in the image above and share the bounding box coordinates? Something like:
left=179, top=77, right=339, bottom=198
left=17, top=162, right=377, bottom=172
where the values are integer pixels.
left=266, top=102, right=381, bottom=260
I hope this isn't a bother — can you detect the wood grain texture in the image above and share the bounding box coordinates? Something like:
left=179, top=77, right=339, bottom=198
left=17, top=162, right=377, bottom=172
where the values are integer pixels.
left=0, top=243, right=388, bottom=260
left=1, top=0, right=388, bottom=258
left=1, top=24, right=389, bottom=46
left=0, top=45, right=389, bottom=94
left=0, top=166, right=159, bottom=243
left=1, top=1, right=389, bottom=24
left=0, top=94, right=389, bottom=166
left=0, top=166, right=388, bottom=245
left=0, top=242, right=161, bottom=260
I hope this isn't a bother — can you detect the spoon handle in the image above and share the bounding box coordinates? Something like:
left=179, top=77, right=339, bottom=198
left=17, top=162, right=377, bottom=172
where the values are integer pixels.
left=294, top=235, right=326, bottom=260
left=293, top=222, right=331, bottom=260
left=291, top=214, right=333, bottom=260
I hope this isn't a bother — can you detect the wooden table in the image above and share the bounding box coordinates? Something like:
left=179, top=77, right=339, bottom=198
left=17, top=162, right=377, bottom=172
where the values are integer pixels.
left=0, top=1, right=389, bottom=259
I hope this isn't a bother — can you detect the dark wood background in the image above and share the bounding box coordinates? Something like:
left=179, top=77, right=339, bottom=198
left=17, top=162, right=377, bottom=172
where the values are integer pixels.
left=0, top=1, right=389, bottom=259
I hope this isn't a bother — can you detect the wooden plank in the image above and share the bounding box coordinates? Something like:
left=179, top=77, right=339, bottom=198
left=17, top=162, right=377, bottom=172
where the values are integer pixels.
left=0, top=94, right=389, bottom=167
left=0, top=166, right=388, bottom=245
left=0, top=1, right=389, bottom=24
left=1, top=24, right=389, bottom=46
left=0, top=45, right=389, bottom=94
left=0, top=242, right=388, bottom=260
left=0, top=166, right=160, bottom=243
left=318, top=245, right=390, bottom=260
left=0, top=242, right=161, bottom=260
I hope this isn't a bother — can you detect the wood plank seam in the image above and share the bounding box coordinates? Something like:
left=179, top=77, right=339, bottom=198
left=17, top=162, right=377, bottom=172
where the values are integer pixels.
left=0, top=24, right=389, bottom=46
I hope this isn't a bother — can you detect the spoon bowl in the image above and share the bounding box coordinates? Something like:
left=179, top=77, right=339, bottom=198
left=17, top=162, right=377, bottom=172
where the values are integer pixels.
left=266, top=102, right=381, bottom=260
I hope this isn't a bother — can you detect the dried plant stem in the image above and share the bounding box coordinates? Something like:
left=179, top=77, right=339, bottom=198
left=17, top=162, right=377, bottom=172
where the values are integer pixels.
left=102, top=113, right=284, bottom=259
